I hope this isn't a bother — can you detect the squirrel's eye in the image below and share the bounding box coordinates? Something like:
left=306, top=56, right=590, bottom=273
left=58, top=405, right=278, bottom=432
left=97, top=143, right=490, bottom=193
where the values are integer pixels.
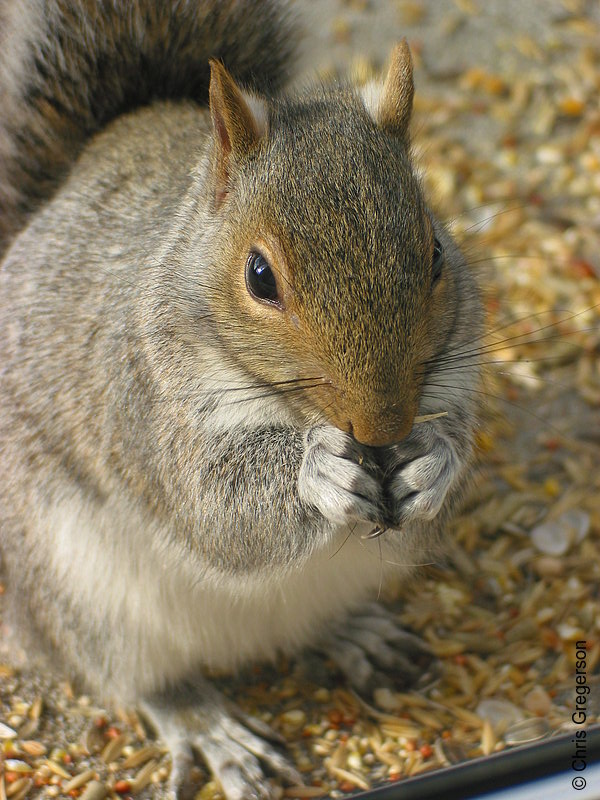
left=245, top=251, right=281, bottom=306
left=432, top=238, right=444, bottom=286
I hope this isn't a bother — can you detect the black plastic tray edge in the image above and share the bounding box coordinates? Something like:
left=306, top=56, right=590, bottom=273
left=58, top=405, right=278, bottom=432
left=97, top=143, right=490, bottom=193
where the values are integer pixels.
left=349, top=724, right=600, bottom=800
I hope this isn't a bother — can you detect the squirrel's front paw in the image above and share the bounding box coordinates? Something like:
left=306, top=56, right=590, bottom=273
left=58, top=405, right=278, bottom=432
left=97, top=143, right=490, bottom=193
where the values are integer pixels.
left=382, top=424, right=461, bottom=526
left=298, top=425, right=382, bottom=525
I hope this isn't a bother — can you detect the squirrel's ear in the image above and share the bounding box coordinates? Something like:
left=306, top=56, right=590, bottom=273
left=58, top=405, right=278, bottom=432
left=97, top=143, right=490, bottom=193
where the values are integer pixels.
left=361, top=39, right=414, bottom=140
left=208, top=60, right=268, bottom=205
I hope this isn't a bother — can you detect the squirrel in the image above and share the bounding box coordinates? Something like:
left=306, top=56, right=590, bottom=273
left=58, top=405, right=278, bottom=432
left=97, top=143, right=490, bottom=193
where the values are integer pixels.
left=0, top=1, right=483, bottom=798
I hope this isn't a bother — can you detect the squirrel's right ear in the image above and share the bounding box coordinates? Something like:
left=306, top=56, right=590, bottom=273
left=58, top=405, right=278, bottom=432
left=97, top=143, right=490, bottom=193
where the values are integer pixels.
left=208, top=60, right=268, bottom=206
left=361, top=39, right=414, bottom=141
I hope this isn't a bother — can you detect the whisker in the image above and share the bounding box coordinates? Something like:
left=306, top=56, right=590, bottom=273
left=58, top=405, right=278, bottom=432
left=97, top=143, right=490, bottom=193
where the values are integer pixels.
left=423, top=381, right=567, bottom=435
left=329, top=525, right=356, bottom=560
left=463, top=254, right=562, bottom=267
left=206, top=376, right=329, bottom=394
left=377, top=536, right=383, bottom=602
left=223, top=381, right=328, bottom=407
left=493, top=370, right=578, bottom=391
left=355, top=536, right=437, bottom=569
left=422, top=350, right=589, bottom=377
left=460, top=204, right=532, bottom=234
left=426, top=309, right=564, bottom=365
left=431, top=333, right=593, bottom=369
left=428, top=306, right=599, bottom=366
left=142, top=376, right=330, bottom=406
left=425, top=366, right=589, bottom=402
left=450, top=200, right=530, bottom=220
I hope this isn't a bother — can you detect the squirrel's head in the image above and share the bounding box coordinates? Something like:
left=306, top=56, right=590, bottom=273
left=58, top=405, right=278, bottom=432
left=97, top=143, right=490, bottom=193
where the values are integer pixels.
left=203, top=43, right=460, bottom=446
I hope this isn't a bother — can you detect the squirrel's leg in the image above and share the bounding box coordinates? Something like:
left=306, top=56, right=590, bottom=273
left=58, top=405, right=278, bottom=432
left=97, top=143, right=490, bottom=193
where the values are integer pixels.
left=314, top=603, right=434, bottom=694
left=141, top=678, right=301, bottom=800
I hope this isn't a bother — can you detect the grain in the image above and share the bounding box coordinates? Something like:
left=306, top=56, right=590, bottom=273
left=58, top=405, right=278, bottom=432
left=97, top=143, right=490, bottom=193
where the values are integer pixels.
left=43, top=760, right=71, bottom=780
left=0, top=723, right=17, bottom=739
left=100, top=733, right=130, bottom=764
left=130, top=759, right=159, bottom=794
left=120, top=745, right=162, bottom=769
left=326, top=766, right=369, bottom=791
left=79, top=781, right=108, bottom=800
left=5, top=780, right=32, bottom=800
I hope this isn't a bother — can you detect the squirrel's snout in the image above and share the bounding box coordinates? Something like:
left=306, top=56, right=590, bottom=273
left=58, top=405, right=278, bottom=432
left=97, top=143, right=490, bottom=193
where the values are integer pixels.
left=324, top=387, right=417, bottom=447
left=348, top=411, right=414, bottom=447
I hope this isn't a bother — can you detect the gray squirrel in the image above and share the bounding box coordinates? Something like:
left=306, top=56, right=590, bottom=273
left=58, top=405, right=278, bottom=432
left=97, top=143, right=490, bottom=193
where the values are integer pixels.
left=0, top=1, right=483, bottom=797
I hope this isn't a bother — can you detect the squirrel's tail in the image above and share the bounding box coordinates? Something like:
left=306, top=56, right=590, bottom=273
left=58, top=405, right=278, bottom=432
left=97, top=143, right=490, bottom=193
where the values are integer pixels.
left=0, top=0, right=295, bottom=253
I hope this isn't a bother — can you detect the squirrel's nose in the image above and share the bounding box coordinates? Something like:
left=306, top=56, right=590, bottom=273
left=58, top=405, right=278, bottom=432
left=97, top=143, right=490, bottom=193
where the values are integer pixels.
left=349, top=413, right=413, bottom=447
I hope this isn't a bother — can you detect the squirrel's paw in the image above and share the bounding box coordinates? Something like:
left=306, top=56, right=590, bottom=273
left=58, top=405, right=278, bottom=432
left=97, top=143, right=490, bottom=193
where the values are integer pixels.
left=298, top=425, right=381, bottom=525
left=142, top=685, right=301, bottom=800
left=318, top=603, right=434, bottom=693
left=383, top=424, right=460, bottom=526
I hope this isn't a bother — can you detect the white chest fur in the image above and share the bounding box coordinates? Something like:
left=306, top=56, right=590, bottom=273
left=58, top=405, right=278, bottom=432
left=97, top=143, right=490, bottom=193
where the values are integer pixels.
left=41, top=492, right=399, bottom=699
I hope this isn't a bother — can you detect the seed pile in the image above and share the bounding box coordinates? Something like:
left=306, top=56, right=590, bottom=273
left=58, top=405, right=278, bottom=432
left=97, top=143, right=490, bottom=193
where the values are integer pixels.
left=1, top=0, right=599, bottom=798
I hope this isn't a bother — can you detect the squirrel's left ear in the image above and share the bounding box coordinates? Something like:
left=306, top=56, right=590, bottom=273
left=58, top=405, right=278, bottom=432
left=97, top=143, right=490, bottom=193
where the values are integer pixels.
left=208, top=60, right=268, bottom=206
left=361, top=39, right=414, bottom=140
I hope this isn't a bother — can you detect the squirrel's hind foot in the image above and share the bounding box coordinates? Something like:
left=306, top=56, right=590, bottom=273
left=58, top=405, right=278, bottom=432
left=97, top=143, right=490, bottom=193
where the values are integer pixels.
left=141, top=679, right=302, bottom=800
left=316, top=602, right=436, bottom=695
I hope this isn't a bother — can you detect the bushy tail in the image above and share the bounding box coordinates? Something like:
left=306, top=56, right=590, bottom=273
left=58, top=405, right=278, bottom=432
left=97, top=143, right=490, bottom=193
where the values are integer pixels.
left=0, top=0, right=295, bottom=253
